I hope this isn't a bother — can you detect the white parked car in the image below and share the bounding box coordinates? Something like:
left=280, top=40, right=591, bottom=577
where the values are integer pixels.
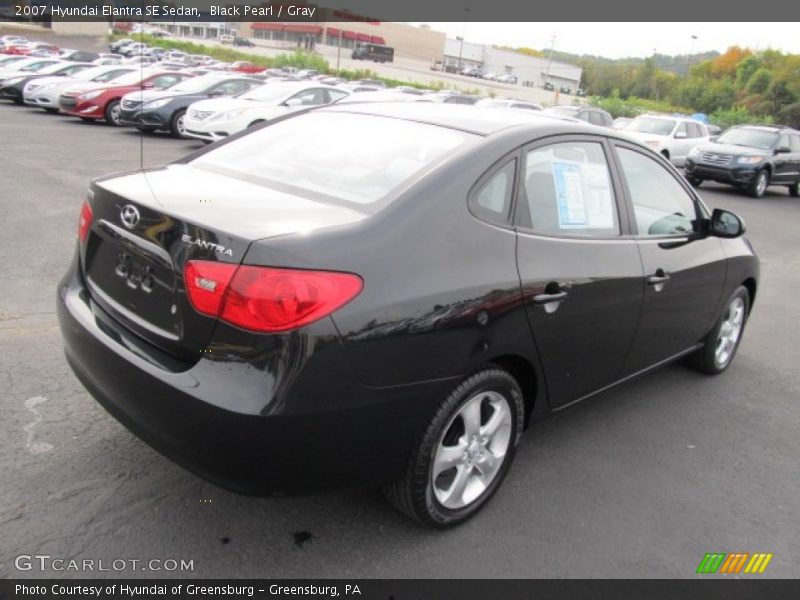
left=0, top=57, right=62, bottom=82
left=622, top=114, right=710, bottom=166
left=23, top=65, right=135, bottom=111
left=183, top=82, right=350, bottom=143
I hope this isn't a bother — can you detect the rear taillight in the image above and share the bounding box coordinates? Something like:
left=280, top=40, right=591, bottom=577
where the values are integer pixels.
left=184, top=261, right=362, bottom=333
left=78, top=200, right=93, bottom=242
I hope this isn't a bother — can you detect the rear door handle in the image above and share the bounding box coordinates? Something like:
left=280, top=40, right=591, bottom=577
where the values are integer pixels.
left=647, top=273, right=670, bottom=285
left=533, top=291, right=568, bottom=304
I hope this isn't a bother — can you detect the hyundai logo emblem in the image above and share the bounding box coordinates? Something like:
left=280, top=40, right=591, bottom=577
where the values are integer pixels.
left=120, top=204, right=140, bottom=229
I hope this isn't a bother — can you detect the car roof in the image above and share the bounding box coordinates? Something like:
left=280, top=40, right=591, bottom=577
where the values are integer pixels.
left=736, top=124, right=796, bottom=133
left=321, top=101, right=600, bottom=136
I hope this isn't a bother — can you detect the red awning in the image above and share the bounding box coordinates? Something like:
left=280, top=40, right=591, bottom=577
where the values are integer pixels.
left=285, top=24, right=323, bottom=34
left=326, top=27, right=340, bottom=36
left=341, top=30, right=357, bottom=40
left=356, top=33, right=371, bottom=42
left=370, top=36, right=385, bottom=45
left=251, top=22, right=283, bottom=31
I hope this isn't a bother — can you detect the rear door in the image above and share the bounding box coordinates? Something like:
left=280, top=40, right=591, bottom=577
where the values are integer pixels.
left=514, top=136, right=644, bottom=407
left=611, top=142, right=726, bottom=375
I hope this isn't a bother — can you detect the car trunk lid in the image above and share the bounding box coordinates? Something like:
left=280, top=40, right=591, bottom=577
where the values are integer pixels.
left=82, top=165, right=366, bottom=359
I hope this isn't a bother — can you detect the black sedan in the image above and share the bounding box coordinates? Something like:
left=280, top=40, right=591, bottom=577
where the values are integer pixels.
left=58, top=103, right=758, bottom=527
left=118, top=74, right=261, bottom=138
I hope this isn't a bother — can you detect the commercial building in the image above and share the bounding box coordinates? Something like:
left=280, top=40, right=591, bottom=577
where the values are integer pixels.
left=444, top=38, right=582, bottom=90
left=247, top=21, right=446, bottom=63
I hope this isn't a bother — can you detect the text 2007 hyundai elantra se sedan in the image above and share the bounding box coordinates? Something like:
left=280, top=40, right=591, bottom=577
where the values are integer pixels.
left=58, top=103, right=758, bottom=527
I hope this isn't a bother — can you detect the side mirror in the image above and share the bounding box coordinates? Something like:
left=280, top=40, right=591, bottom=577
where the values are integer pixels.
left=284, top=97, right=304, bottom=107
left=709, top=208, right=745, bottom=238
left=775, top=146, right=791, bottom=154
left=142, top=82, right=155, bottom=89
left=674, top=131, right=687, bottom=139
left=207, top=89, right=226, bottom=97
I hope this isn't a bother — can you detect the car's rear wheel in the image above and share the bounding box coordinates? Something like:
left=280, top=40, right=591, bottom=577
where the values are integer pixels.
left=789, top=181, right=799, bottom=197
left=383, top=368, right=524, bottom=527
left=749, top=169, right=769, bottom=197
left=688, top=286, right=750, bottom=374
left=686, top=175, right=703, bottom=187
left=170, top=109, right=188, bottom=138
left=104, top=100, right=121, bottom=126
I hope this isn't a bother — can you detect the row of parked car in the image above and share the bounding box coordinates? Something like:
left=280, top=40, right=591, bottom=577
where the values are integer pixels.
left=5, top=35, right=797, bottom=198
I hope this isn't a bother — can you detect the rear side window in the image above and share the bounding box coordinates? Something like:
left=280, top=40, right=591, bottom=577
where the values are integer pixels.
left=617, top=147, right=699, bottom=236
left=588, top=111, right=605, bottom=126
left=790, top=135, right=800, bottom=152
left=469, top=159, right=516, bottom=226
left=192, top=112, right=476, bottom=206
left=520, top=141, right=620, bottom=237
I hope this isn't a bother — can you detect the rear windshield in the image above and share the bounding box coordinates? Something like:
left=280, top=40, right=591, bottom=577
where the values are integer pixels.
left=191, top=112, right=476, bottom=206
left=716, top=128, right=778, bottom=150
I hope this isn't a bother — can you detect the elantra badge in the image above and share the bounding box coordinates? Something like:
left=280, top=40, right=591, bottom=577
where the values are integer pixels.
left=120, top=204, right=140, bottom=229
left=181, top=234, right=233, bottom=257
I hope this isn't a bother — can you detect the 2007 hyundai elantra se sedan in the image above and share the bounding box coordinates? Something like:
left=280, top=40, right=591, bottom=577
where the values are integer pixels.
left=58, top=103, right=758, bottom=527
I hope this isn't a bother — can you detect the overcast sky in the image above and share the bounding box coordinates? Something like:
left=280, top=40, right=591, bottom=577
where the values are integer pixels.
left=420, top=23, right=799, bottom=58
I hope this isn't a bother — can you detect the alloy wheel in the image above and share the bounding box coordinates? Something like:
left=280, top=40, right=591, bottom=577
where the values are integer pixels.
left=715, top=296, right=745, bottom=367
left=431, top=390, right=512, bottom=510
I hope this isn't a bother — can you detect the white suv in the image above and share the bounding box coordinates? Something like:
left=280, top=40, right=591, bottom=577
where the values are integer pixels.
left=622, top=114, right=710, bottom=166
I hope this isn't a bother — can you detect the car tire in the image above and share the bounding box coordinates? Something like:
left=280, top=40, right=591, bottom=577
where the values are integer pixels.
left=688, top=286, right=750, bottom=375
left=248, top=119, right=266, bottom=129
left=686, top=175, right=703, bottom=188
left=170, top=109, right=188, bottom=139
left=789, top=181, right=799, bottom=197
left=749, top=169, right=769, bottom=197
left=383, top=367, right=524, bottom=528
left=104, top=100, right=121, bottom=126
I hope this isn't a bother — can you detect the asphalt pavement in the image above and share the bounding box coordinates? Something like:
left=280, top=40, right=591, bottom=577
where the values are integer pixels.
left=0, top=102, right=798, bottom=578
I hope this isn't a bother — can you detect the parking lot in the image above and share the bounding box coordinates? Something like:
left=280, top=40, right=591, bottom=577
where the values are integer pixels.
left=1, top=102, right=798, bottom=578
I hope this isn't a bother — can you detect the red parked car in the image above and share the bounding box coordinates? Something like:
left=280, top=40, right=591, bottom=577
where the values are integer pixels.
left=229, top=61, right=265, bottom=74
left=59, top=69, right=190, bottom=125
left=1, top=42, right=59, bottom=56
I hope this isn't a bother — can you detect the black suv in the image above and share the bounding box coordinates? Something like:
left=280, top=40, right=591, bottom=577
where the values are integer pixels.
left=685, top=124, right=800, bottom=197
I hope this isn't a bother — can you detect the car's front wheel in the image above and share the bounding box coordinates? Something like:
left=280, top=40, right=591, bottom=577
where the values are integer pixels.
left=170, top=109, right=188, bottom=138
left=384, top=368, right=524, bottom=527
left=788, top=181, right=799, bottom=197
left=749, top=169, right=769, bottom=197
left=104, top=100, right=121, bottom=126
left=686, top=175, right=703, bottom=187
left=688, top=286, right=750, bottom=374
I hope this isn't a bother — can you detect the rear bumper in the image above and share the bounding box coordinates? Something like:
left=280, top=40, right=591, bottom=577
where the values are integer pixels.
left=57, top=255, right=446, bottom=494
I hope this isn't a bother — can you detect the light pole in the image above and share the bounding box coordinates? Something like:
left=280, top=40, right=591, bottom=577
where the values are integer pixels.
left=457, top=36, right=464, bottom=72
left=686, top=34, right=698, bottom=76
left=545, top=34, right=556, bottom=87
